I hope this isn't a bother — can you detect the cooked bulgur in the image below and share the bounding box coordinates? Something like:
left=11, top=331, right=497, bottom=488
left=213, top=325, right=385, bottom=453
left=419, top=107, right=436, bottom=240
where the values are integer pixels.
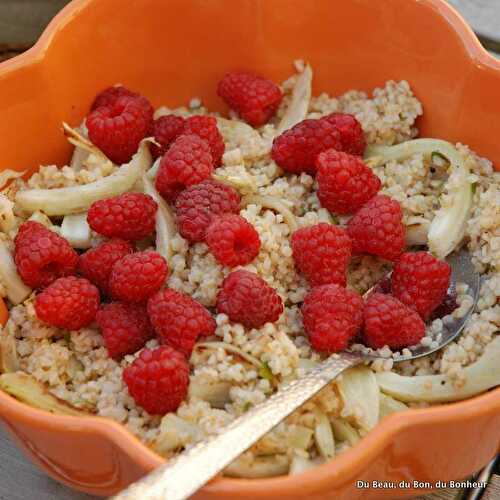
left=0, top=62, right=498, bottom=477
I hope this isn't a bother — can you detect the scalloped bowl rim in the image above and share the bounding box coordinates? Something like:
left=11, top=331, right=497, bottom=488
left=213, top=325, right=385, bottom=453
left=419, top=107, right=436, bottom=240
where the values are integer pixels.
left=0, top=0, right=499, bottom=496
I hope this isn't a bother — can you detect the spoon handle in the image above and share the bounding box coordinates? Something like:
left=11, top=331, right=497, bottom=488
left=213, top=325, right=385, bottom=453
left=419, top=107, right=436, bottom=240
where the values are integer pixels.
left=112, top=352, right=362, bottom=500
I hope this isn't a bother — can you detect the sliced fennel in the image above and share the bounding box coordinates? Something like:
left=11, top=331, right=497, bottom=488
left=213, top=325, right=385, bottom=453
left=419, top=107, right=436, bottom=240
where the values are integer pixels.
left=276, top=64, right=312, bottom=135
left=188, top=379, right=231, bottom=409
left=213, top=170, right=258, bottom=195
left=287, top=425, right=314, bottom=451
left=405, top=216, right=431, bottom=246
left=68, top=124, right=90, bottom=171
left=142, top=174, right=176, bottom=263
left=224, top=454, right=289, bottom=478
left=376, top=336, right=500, bottom=403
left=337, top=366, right=380, bottom=432
left=27, top=211, right=53, bottom=229
left=365, top=139, right=473, bottom=259
left=379, top=393, right=409, bottom=419
left=330, top=418, right=360, bottom=446
left=60, top=213, right=92, bottom=249
left=0, top=239, right=31, bottom=305
left=0, top=170, right=25, bottom=190
left=0, top=372, right=88, bottom=416
left=0, top=194, right=16, bottom=232
left=241, top=194, right=298, bottom=231
left=0, top=331, right=19, bottom=373
left=153, top=414, right=202, bottom=454
left=314, top=410, right=335, bottom=459
left=63, top=122, right=110, bottom=163
left=146, top=157, right=161, bottom=180
left=69, top=146, right=89, bottom=172
left=16, top=141, right=151, bottom=216
left=289, top=454, right=324, bottom=475
left=255, top=432, right=288, bottom=455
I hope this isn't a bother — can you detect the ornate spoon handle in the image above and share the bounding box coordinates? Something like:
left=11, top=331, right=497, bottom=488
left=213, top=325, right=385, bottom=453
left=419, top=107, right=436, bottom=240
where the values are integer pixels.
left=111, top=352, right=362, bottom=500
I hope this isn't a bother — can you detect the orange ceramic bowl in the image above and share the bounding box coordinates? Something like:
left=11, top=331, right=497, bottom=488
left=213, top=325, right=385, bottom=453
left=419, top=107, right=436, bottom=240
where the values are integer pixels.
left=0, top=0, right=499, bottom=498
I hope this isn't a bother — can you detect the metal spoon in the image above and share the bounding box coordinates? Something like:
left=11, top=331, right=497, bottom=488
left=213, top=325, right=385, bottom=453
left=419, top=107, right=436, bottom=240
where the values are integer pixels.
left=111, top=250, right=480, bottom=500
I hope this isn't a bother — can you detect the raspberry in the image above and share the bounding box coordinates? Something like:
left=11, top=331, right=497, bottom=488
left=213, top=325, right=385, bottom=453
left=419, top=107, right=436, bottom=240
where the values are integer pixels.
left=14, top=221, right=78, bottom=289
left=155, top=134, right=214, bottom=202
left=301, top=284, right=363, bottom=353
left=78, top=239, right=134, bottom=294
left=316, top=150, right=381, bottom=214
left=363, top=293, right=425, bottom=349
left=87, top=193, right=157, bottom=241
left=322, top=113, right=366, bottom=156
left=175, top=179, right=240, bottom=242
left=217, top=72, right=283, bottom=127
left=291, top=223, right=351, bottom=287
left=206, top=214, right=260, bottom=267
left=392, top=251, right=451, bottom=320
left=271, top=119, right=342, bottom=175
left=216, top=270, right=283, bottom=328
left=147, top=289, right=215, bottom=357
left=150, top=115, right=186, bottom=158
left=87, top=95, right=153, bottom=164
left=91, top=85, right=138, bottom=111
left=184, top=116, right=225, bottom=166
left=123, top=346, right=189, bottom=415
left=96, top=302, right=153, bottom=360
left=35, top=276, right=100, bottom=330
left=346, top=195, right=405, bottom=261
left=109, top=251, right=168, bottom=303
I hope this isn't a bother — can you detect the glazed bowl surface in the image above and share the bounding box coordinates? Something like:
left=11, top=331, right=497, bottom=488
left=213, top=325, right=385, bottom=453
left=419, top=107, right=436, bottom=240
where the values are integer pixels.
left=0, top=0, right=499, bottom=498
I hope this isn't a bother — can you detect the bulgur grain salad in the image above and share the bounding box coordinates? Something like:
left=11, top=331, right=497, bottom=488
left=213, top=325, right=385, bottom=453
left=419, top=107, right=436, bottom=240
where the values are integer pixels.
left=0, top=61, right=498, bottom=478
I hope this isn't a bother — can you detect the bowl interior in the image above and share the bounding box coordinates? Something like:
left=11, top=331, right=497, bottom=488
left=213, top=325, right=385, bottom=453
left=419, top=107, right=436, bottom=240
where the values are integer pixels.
left=0, top=0, right=499, bottom=175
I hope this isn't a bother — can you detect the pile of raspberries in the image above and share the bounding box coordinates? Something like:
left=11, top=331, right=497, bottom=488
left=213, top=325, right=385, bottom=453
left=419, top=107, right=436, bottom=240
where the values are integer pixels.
left=14, top=72, right=452, bottom=416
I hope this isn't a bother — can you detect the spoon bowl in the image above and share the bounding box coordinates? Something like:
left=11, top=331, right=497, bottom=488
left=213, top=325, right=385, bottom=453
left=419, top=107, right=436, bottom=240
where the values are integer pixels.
left=355, top=249, right=481, bottom=362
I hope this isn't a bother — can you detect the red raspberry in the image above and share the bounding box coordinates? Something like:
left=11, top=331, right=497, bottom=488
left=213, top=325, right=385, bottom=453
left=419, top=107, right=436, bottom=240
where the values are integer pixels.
left=216, top=270, right=283, bottom=328
left=291, top=223, right=351, bottom=287
left=14, top=221, right=78, bottom=289
left=392, top=251, right=451, bottom=320
left=147, top=289, right=215, bottom=357
left=301, top=284, right=363, bottom=354
left=123, top=345, right=189, bottom=415
left=184, top=115, right=225, bottom=166
left=109, top=251, right=168, bottom=303
left=78, top=239, right=134, bottom=294
left=271, top=119, right=342, bottom=175
left=206, top=214, right=260, bottom=267
left=217, top=72, right=283, bottom=127
left=150, top=115, right=186, bottom=158
left=96, top=302, right=153, bottom=360
left=35, top=276, right=100, bottom=330
left=316, top=150, right=381, bottom=214
left=347, top=195, right=405, bottom=261
left=363, top=293, right=425, bottom=349
left=87, top=193, right=157, bottom=241
left=321, top=113, right=366, bottom=156
left=155, top=134, right=214, bottom=202
left=87, top=95, right=153, bottom=164
left=175, top=179, right=240, bottom=242
left=91, top=85, right=138, bottom=111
